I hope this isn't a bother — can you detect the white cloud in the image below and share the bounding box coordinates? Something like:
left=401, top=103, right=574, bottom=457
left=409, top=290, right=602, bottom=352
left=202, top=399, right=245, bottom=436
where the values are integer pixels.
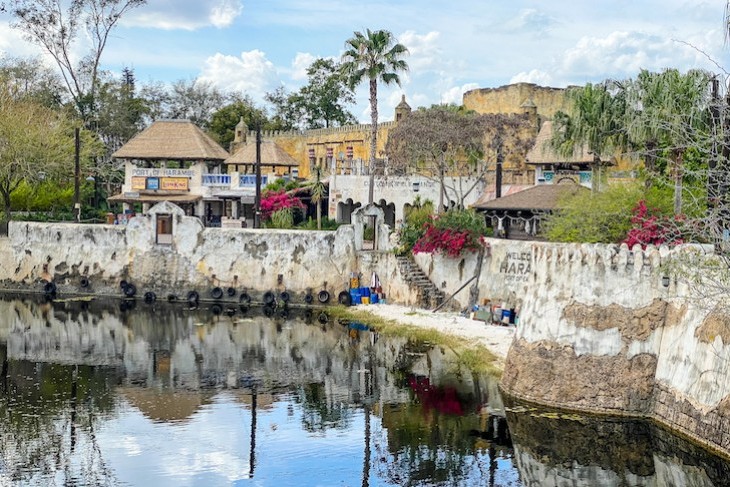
left=440, top=82, right=480, bottom=105
left=290, top=52, right=317, bottom=81
left=125, top=0, right=244, bottom=30
left=398, top=30, right=441, bottom=71
left=504, top=8, right=557, bottom=36
left=510, top=69, right=554, bottom=86
left=198, top=50, right=279, bottom=101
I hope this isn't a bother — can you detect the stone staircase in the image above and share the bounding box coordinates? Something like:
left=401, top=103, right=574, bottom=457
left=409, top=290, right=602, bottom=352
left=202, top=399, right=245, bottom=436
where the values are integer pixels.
left=396, top=255, right=445, bottom=309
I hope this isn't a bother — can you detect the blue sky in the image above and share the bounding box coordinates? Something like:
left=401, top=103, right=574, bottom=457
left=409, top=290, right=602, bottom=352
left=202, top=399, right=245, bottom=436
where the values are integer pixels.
left=1, top=0, right=729, bottom=122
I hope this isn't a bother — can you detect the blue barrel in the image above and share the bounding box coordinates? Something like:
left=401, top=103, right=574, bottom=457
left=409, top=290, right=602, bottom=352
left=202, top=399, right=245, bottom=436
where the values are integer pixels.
left=360, top=287, right=371, bottom=297
left=370, top=293, right=379, bottom=304
left=350, top=288, right=362, bottom=304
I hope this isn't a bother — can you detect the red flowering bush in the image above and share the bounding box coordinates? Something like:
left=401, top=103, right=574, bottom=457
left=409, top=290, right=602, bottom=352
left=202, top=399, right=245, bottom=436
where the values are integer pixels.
left=260, top=190, right=305, bottom=221
left=410, top=209, right=487, bottom=257
left=623, top=200, right=685, bottom=249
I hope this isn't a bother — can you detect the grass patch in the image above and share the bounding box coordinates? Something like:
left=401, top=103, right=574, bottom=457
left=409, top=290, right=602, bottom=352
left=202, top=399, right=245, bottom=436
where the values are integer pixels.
left=328, top=306, right=502, bottom=377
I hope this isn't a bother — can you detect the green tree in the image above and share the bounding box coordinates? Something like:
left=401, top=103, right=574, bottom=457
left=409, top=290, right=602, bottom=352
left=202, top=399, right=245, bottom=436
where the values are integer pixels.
left=0, top=55, right=64, bottom=107
left=208, top=96, right=269, bottom=149
left=0, top=89, right=78, bottom=219
left=387, top=105, right=534, bottom=211
left=264, top=86, right=300, bottom=131
left=8, top=0, right=147, bottom=122
left=297, top=58, right=357, bottom=129
left=341, top=29, right=409, bottom=204
left=624, top=69, right=712, bottom=214
left=95, top=68, right=149, bottom=152
left=551, top=82, right=629, bottom=193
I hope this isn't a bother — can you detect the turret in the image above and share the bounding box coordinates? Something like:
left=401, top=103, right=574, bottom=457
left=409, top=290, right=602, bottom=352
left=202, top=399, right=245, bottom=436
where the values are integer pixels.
left=395, top=95, right=412, bottom=122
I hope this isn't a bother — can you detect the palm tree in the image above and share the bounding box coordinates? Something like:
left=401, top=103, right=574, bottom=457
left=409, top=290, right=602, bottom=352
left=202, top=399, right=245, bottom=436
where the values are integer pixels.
left=309, top=166, right=326, bottom=229
left=551, top=82, right=628, bottom=193
left=341, top=29, right=409, bottom=205
left=626, top=69, right=712, bottom=214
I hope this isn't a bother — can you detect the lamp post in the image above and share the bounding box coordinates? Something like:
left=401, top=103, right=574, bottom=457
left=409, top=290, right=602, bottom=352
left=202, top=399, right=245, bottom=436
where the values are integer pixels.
left=73, top=127, right=81, bottom=222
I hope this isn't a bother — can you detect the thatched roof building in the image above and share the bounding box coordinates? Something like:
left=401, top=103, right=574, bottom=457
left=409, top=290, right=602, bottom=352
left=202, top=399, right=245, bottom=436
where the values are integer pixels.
left=225, top=140, right=299, bottom=169
left=112, top=120, right=229, bottom=161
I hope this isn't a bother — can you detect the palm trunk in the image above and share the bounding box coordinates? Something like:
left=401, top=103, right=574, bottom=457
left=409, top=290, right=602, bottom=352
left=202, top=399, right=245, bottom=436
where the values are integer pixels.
left=368, top=77, right=378, bottom=205
left=673, top=151, right=684, bottom=215
left=316, top=200, right=321, bottom=230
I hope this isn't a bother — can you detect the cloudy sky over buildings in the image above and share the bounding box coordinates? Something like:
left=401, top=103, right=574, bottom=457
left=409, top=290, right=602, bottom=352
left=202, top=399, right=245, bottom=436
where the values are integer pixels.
left=1, top=0, right=728, bottom=121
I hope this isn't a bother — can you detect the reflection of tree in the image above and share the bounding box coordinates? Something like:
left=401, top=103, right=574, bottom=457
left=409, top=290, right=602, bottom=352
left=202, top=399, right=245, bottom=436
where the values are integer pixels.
left=0, top=360, right=121, bottom=484
left=298, top=382, right=353, bottom=432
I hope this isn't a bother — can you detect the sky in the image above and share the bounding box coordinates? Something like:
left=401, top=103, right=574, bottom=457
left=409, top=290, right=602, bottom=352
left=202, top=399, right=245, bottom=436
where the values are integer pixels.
left=1, top=0, right=729, bottom=123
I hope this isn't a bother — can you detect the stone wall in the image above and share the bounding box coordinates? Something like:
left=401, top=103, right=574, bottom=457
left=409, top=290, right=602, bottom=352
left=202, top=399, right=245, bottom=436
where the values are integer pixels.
left=413, top=239, right=730, bottom=457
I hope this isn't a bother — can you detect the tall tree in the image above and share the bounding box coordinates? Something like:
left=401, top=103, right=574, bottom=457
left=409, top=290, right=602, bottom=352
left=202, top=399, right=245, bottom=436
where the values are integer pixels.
left=551, top=82, right=629, bottom=193
left=625, top=69, right=712, bottom=214
left=0, top=55, right=64, bottom=107
left=264, top=86, right=301, bottom=131
left=208, top=96, right=269, bottom=149
left=8, top=0, right=147, bottom=123
left=0, top=87, right=80, bottom=219
left=387, top=105, right=534, bottom=211
left=341, top=29, right=409, bottom=204
left=297, top=58, right=357, bottom=129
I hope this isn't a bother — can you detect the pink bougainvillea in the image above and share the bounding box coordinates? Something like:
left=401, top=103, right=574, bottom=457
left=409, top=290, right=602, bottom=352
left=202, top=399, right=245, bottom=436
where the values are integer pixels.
left=412, top=223, right=482, bottom=257
left=623, top=200, right=684, bottom=249
left=260, top=191, right=305, bottom=221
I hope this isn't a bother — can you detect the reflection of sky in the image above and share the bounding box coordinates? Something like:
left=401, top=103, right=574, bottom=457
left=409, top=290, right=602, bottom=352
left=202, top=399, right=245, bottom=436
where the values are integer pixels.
left=96, top=391, right=378, bottom=487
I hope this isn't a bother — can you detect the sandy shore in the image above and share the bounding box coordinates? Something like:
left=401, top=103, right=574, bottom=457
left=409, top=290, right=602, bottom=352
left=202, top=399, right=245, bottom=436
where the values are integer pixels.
left=354, top=303, right=516, bottom=368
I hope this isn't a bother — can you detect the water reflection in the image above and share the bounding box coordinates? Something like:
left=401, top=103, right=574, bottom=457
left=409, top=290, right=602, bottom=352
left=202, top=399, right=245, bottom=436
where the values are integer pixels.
left=0, top=296, right=512, bottom=486
left=3, top=295, right=730, bottom=486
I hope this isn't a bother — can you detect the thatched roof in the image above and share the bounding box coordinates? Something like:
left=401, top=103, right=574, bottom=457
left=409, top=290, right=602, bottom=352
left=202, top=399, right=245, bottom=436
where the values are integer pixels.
left=112, top=120, right=229, bottom=161
left=473, top=183, right=587, bottom=211
left=526, top=121, right=609, bottom=165
left=225, top=140, right=299, bottom=167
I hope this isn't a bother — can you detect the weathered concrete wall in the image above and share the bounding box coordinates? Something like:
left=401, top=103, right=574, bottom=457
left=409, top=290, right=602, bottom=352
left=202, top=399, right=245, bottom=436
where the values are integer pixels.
left=412, top=239, right=730, bottom=457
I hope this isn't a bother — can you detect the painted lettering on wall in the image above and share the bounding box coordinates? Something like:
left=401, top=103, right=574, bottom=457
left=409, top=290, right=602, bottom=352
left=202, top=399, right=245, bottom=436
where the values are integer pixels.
left=499, top=251, right=531, bottom=282
left=131, top=168, right=195, bottom=178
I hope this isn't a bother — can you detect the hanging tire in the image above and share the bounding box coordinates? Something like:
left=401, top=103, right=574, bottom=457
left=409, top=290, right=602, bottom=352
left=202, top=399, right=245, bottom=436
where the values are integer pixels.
left=318, top=290, right=330, bottom=304
left=120, top=280, right=128, bottom=290
left=79, top=276, right=89, bottom=288
left=144, top=291, right=156, bottom=304
left=338, top=291, right=352, bottom=306
left=210, top=286, right=224, bottom=300
left=263, top=291, right=276, bottom=305
left=187, top=290, right=200, bottom=304
left=239, top=292, right=251, bottom=305
left=227, top=287, right=236, bottom=297
left=279, top=291, right=290, bottom=303
left=304, top=293, right=314, bottom=304
left=43, top=281, right=57, bottom=295
left=124, top=283, right=136, bottom=298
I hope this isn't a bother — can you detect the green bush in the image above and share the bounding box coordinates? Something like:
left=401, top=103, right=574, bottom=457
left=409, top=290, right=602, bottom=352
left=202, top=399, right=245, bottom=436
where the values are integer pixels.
left=267, top=207, right=294, bottom=228
left=543, top=182, right=676, bottom=243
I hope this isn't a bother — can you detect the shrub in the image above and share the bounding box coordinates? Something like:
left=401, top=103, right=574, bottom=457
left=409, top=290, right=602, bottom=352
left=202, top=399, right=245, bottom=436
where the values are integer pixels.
left=411, top=208, right=487, bottom=258
left=260, top=190, right=305, bottom=221
left=623, top=200, right=685, bottom=248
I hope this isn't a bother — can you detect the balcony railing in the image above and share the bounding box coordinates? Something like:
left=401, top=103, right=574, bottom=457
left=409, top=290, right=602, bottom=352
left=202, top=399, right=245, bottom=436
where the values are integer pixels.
left=202, top=174, right=231, bottom=186
left=239, top=175, right=268, bottom=187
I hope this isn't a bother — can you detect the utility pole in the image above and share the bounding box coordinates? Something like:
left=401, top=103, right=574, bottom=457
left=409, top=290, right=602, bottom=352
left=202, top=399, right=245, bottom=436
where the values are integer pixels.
left=254, top=126, right=262, bottom=229
left=73, top=127, right=80, bottom=222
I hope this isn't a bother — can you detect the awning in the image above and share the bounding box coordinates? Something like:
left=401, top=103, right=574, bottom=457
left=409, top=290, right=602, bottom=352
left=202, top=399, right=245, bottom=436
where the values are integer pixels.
left=107, top=193, right=202, bottom=204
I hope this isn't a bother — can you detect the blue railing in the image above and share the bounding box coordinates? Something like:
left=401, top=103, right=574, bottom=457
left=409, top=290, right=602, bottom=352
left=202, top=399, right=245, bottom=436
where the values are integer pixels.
left=202, top=174, right=231, bottom=186
left=239, top=175, right=268, bottom=187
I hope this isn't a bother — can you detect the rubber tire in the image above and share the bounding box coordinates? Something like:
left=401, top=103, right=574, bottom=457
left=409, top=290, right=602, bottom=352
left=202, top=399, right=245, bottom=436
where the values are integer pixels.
left=144, top=291, right=156, bottom=304
left=318, top=290, right=330, bottom=304
left=187, top=290, right=200, bottom=304
left=338, top=291, right=352, bottom=306
left=43, top=281, right=57, bottom=295
left=304, top=293, right=314, bottom=304
left=279, top=291, right=290, bottom=303
left=263, top=291, right=276, bottom=305
left=79, top=276, right=89, bottom=288
left=211, top=287, right=224, bottom=300
left=239, top=292, right=251, bottom=305
left=124, top=283, right=137, bottom=298
left=227, top=287, right=236, bottom=297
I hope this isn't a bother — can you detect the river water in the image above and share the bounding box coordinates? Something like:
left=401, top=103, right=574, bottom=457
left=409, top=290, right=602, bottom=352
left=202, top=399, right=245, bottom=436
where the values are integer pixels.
left=0, top=295, right=729, bottom=486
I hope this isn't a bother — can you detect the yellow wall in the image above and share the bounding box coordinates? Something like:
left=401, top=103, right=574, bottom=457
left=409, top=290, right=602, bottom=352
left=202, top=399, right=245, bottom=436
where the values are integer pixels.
left=463, top=82, right=569, bottom=118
